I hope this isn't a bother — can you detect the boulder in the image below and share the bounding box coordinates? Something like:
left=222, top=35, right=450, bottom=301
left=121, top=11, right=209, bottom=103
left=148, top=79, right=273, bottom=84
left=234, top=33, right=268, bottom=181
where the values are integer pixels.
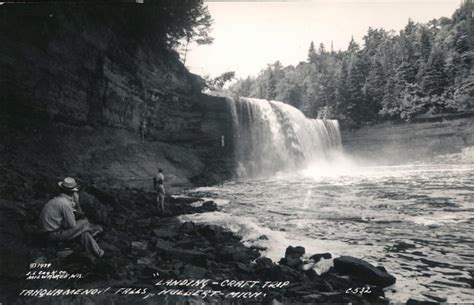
left=322, top=273, right=352, bottom=288
left=158, top=247, right=207, bottom=266
left=180, top=221, right=196, bottom=233
left=376, top=265, right=387, bottom=273
left=266, top=265, right=304, bottom=281
left=198, top=224, right=227, bottom=242
left=218, top=245, right=259, bottom=263
left=131, top=241, right=148, bottom=255
left=101, top=242, right=121, bottom=256
left=155, top=238, right=174, bottom=251
left=152, top=228, right=179, bottom=239
left=333, top=256, right=396, bottom=287
left=286, top=246, right=305, bottom=257
left=255, top=257, right=274, bottom=271
left=305, top=268, right=319, bottom=280
left=137, top=256, right=154, bottom=265
left=137, top=218, right=151, bottom=227
left=79, top=192, right=108, bottom=225
left=234, top=262, right=254, bottom=273
left=57, top=249, right=74, bottom=259
left=201, top=200, right=217, bottom=211
left=181, top=264, right=207, bottom=278
left=281, top=246, right=305, bottom=268
left=310, top=253, right=332, bottom=263
left=114, top=218, right=126, bottom=226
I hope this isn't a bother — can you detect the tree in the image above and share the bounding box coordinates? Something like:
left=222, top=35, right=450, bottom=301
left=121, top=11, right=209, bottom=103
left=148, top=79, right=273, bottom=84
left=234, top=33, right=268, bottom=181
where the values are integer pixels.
left=177, top=2, right=214, bottom=64
left=335, top=59, right=350, bottom=120
left=418, top=26, right=432, bottom=64
left=226, top=1, right=472, bottom=124
left=275, top=73, right=303, bottom=108
left=263, top=67, right=277, bottom=100
left=379, top=77, right=399, bottom=118
left=346, top=53, right=369, bottom=123
left=132, top=1, right=214, bottom=50
left=205, top=71, right=235, bottom=90
left=230, top=76, right=254, bottom=98
left=363, top=28, right=386, bottom=57
left=421, top=46, right=447, bottom=96
left=347, top=37, right=360, bottom=53
left=308, top=41, right=317, bottom=63
left=319, top=43, right=326, bottom=54
left=363, top=59, right=385, bottom=119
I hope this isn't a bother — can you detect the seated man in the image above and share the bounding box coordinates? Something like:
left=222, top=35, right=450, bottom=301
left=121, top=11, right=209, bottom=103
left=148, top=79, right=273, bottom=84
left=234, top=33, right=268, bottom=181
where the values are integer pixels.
left=39, top=177, right=105, bottom=258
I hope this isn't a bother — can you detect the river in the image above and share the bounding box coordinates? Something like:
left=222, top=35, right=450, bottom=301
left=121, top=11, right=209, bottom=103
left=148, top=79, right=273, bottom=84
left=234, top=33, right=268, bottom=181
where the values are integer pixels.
left=181, top=150, right=474, bottom=303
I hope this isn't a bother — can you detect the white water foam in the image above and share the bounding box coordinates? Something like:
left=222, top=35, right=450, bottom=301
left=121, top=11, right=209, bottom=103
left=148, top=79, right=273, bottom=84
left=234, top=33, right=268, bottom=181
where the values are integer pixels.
left=179, top=211, right=379, bottom=264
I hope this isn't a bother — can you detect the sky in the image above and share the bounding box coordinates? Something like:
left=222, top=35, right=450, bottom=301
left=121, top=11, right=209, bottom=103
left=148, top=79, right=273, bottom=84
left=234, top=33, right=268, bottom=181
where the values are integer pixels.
left=185, top=0, right=462, bottom=79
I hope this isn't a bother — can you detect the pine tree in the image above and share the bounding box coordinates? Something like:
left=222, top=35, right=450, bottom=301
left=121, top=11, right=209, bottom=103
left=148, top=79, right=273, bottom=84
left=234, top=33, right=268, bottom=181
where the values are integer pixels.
left=308, top=41, right=317, bottom=63
left=418, top=26, right=432, bottom=63
left=319, top=43, right=326, bottom=54
left=264, top=67, right=277, bottom=101
left=230, top=76, right=253, bottom=98
left=421, top=46, right=447, bottom=96
left=347, top=36, right=360, bottom=53
left=380, top=77, right=399, bottom=118
left=347, top=53, right=369, bottom=123
left=335, top=59, right=349, bottom=119
left=364, top=59, right=385, bottom=120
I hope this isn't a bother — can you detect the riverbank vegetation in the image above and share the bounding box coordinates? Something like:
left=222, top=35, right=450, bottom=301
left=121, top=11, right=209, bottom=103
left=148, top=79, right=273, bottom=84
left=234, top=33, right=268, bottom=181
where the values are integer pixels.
left=229, top=2, right=473, bottom=126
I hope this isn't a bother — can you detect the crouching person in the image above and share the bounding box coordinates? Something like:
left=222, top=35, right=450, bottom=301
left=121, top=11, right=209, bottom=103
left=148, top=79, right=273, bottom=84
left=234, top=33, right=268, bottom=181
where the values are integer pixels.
left=39, top=177, right=105, bottom=258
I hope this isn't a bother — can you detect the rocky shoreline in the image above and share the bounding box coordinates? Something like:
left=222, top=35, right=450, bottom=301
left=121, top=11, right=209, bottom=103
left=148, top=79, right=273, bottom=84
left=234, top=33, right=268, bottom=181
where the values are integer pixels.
left=0, top=185, right=404, bottom=305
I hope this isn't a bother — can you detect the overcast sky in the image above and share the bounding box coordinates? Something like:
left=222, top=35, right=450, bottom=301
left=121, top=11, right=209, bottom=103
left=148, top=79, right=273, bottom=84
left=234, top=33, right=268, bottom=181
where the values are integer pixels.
left=185, top=0, right=461, bottom=79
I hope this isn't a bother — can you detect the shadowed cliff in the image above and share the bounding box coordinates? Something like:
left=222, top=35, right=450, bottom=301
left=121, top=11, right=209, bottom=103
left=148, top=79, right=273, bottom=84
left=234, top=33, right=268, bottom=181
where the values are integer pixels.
left=0, top=3, right=236, bottom=200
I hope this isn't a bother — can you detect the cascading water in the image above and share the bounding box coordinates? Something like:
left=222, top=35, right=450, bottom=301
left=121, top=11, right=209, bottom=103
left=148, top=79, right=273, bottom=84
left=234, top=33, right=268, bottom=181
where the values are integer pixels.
left=230, top=97, right=342, bottom=176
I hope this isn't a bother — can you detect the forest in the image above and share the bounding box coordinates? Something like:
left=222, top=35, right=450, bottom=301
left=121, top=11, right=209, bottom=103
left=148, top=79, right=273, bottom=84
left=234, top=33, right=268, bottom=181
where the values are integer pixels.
left=228, top=2, right=473, bottom=126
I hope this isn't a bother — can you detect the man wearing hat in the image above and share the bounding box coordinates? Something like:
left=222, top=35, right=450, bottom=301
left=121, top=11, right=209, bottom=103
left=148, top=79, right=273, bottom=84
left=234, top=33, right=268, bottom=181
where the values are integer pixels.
left=39, top=177, right=105, bottom=258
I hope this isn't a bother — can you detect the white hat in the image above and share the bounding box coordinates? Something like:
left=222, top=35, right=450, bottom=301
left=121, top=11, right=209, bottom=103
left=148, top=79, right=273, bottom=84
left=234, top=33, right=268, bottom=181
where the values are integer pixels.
left=58, top=177, right=80, bottom=192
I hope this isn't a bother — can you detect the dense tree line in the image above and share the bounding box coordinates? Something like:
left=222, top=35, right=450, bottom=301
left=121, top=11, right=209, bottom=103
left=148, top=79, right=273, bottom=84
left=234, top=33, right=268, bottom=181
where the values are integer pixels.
left=1, top=1, right=213, bottom=51
left=229, top=2, right=473, bottom=126
left=124, top=0, right=213, bottom=48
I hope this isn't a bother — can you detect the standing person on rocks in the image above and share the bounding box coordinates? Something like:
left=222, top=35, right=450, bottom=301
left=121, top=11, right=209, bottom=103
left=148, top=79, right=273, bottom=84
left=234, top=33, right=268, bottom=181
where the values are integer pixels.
left=139, top=120, right=147, bottom=142
left=153, top=168, right=166, bottom=213
left=39, top=177, right=106, bottom=258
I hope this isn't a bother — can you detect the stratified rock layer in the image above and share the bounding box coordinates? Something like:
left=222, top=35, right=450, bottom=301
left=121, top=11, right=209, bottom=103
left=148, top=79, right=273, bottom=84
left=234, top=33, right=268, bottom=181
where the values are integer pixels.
left=0, top=4, right=236, bottom=196
left=342, top=116, right=474, bottom=164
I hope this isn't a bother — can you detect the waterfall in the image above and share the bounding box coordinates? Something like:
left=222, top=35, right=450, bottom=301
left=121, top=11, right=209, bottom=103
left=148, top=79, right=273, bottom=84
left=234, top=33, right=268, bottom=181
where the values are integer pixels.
left=231, top=97, right=342, bottom=176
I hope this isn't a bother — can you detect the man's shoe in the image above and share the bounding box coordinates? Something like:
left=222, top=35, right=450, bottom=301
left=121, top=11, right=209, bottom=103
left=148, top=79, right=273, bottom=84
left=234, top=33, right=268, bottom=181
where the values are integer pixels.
left=90, top=225, right=104, bottom=237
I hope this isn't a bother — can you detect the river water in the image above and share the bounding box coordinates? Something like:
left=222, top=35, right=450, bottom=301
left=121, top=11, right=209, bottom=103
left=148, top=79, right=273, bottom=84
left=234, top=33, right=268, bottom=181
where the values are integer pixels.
left=180, top=150, right=474, bottom=303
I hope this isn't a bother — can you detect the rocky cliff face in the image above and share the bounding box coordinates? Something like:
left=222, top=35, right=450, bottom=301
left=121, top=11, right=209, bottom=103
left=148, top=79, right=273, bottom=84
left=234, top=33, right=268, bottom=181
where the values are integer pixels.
left=0, top=4, right=235, bottom=200
left=341, top=116, right=474, bottom=164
